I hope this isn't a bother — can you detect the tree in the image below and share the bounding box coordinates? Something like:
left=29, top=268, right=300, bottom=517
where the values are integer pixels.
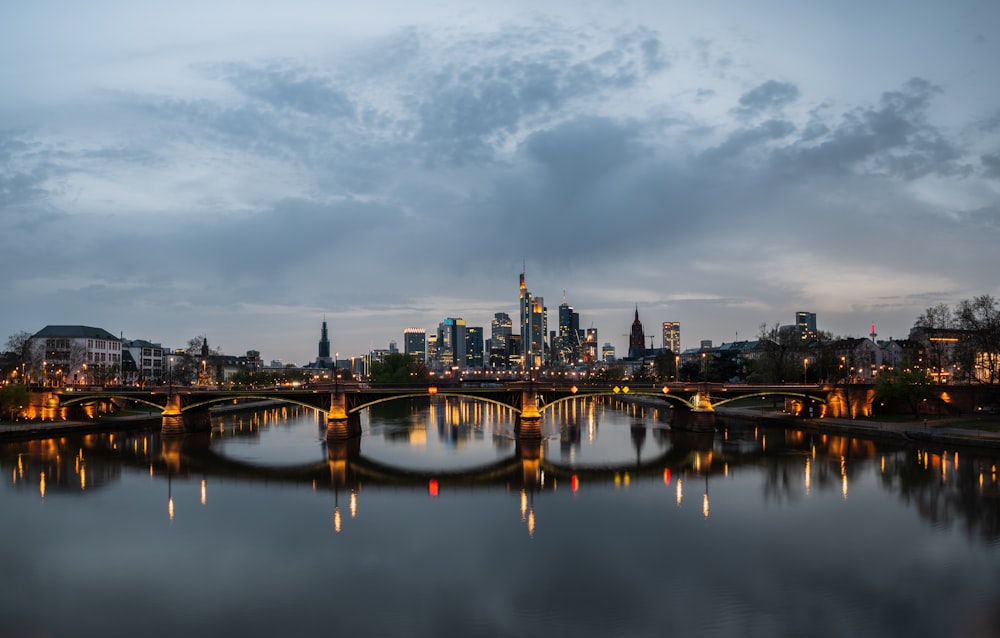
left=875, top=367, right=933, bottom=416
left=956, top=295, right=1000, bottom=383
left=368, top=353, right=419, bottom=385
left=0, top=384, right=30, bottom=421
left=5, top=331, right=32, bottom=363
left=754, top=323, right=800, bottom=383
left=913, top=303, right=955, bottom=329
left=653, top=351, right=676, bottom=381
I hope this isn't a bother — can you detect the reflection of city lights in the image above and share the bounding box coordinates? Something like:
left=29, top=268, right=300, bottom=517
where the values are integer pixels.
left=334, top=507, right=341, bottom=533
left=40, top=472, right=46, bottom=499
left=805, top=458, right=811, bottom=495
left=80, top=467, right=86, bottom=491
left=201, top=480, right=207, bottom=505
left=168, top=497, right=174, bottom=521
left=571, top=475, right=579, bottom=493
left=428, top=479, right=439, bottom=497
left=663, top=469, right=671, bottom=486
left=527, top=508, right=535, bottom=538
left=520, top=490, right=527, bottom=521
left=350, top=491, right=357, bottom=518
left=840, top=456, right=848, bottom=500
left=676, top=479, right=683, bottom=506
left=702, top=493, right=709, bottom=519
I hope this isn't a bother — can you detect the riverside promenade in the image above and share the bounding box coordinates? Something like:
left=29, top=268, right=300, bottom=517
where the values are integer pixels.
left=720, top=407, right=1000, bottom=450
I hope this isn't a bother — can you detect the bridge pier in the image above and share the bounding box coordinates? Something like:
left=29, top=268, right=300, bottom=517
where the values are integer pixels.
left=327, top=437, right=361, bottom=486
left=671, top=409, right=716, bottom=432
left=516, top=437, right=544, bottom=489
left=515, top=389, right=543, bottom=439
left=325, top=413, right=362, bottom=441
left=160, top=394, right=213, bottom=434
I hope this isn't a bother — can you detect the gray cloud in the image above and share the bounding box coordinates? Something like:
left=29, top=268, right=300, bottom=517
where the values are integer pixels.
left=731, top=80, right=800, bottom=119
left=2, top=4, right=999, bottom=360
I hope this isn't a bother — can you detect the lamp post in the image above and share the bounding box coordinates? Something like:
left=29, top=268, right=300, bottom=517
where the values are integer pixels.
left=334, top=352, right=339, bottom=393
left=168, top=356, right=174, bottom=394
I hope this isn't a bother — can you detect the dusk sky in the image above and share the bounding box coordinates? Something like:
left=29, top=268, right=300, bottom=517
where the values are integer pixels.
left=2, top=1, right=998, bottom=364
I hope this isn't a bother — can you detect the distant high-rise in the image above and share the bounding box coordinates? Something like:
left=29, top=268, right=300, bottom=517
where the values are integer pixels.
left=628, top=307, right=646, bottom=359
left=317, top=319, right=333, bottom=368
left=519, top=271, right=546, bottom=368
left=584, top=328, right=598, bottom=364
left=403, top=328, right=426, bottom=363
left=490, top=312, right=512, bottom=368
left=796, top=312, right=817, bottom=341
left=602, top=342, right=616, bottom=363
left=465, top=326, right=484, bottom=368
left=662, top=321, right=680, bottom=353
left=556, top=296, right=581, bottom=364
left=437, top=317, right=467, bottom=369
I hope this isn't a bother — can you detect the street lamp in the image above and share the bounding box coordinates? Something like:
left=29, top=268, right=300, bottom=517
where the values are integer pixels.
left=168, top=356, right=174, bottom=394
left=803, top=357, right=809, bottom=383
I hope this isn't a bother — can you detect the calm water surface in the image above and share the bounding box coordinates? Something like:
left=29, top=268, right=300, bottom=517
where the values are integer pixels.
left=2, top=397, right=999, bottom=638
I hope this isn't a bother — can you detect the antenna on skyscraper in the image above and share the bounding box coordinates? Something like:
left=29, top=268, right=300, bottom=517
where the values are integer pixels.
left=562, top=289, right=567, bottom=303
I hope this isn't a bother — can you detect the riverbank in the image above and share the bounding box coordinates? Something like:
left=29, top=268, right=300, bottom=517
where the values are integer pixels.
left=0, top=400, right=283, bottom=442
left=719, top=407, right=1000, bottom=450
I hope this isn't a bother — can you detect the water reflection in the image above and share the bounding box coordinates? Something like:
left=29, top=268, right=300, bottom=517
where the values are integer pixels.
left=4, top=398, right=1000, bottom=638
left=2, top=398, right=999, bottom=543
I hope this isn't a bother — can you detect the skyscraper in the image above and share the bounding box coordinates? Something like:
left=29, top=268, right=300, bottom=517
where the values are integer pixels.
left=403, top=328, right=426, bottom=363
left=662, top=321, right=680, bottom=353
left=465, top=326, right=484, bottom=368
left=519, top=272, right=546, bottom=369
left=556, top=297, right=581, bottom=364
left=796, top=312, right=817, bottom=341
left=437, top=317, right=467, bottom=369
left=490, top=312, right=512, bottom=368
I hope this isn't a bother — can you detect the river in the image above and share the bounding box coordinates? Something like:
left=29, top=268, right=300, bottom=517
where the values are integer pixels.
left=2, top=397, right=999, bottom=638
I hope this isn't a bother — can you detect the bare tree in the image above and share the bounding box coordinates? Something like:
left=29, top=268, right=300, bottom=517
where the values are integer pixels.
left=956, top=295, right=1000, bottom=383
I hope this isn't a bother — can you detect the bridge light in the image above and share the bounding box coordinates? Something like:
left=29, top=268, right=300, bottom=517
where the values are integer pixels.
left=570, top=385, right=578, bottom=394
left=662, top=386, right=669, bottom=394
left=428, top=386, right=438, bottom=395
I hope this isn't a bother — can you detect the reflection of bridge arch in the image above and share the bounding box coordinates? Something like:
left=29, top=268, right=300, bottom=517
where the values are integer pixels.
left=59, top=393, right=169, bottom=412
left=347, top=390, right=523, bottom=416
left=712, top=391, right=827, bottom=409
left=539, top=390, right=696, bottom=412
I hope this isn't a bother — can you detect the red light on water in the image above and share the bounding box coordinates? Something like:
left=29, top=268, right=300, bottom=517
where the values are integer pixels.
left=663, top=469, right=671, bottom=485
left=571, top=475, right=579, bottom=492
left=429, top=479, right=439, bottom=497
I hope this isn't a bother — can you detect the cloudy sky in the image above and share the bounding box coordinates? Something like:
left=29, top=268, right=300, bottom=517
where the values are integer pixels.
left=2, top=1, right=998, bottom=364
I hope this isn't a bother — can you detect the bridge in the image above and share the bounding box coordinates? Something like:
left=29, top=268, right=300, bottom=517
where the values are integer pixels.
left=48, top=381, right=851, bottom=437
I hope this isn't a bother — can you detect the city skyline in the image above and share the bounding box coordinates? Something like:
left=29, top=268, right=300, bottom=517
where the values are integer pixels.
left=2, top=1, right=998, bottom=364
